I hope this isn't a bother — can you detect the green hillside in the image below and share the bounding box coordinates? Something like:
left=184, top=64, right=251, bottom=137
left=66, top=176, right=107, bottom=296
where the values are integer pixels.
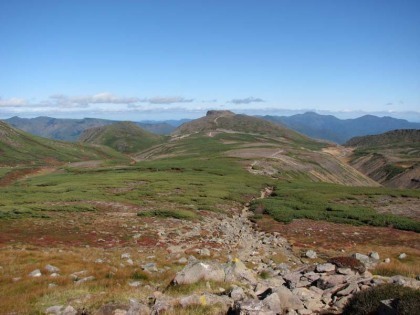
left=0, top=121, right=127, bottom=166
left=79, top=121, right=165, bottom=153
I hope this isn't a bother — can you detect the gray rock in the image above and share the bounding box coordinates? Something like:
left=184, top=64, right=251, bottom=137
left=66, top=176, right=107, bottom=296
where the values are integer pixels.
left=70, top=270, right=87, bottom=280
left=173, top=261, right=225, bottom=285
left=369, top=252, right=380, bottom=261
left=316, top=274, right=346, bottom=289
left=224, top=259, right=257, bottom=285
left=29, top=269, right=42, bottom=277
left=398, top=253, right=407, bottom=259
left=177, top=257, right=187, bottom=264
left=128, top=281, right=142, bottom=287
left=45, top=305, right=64, bottom=314
left=304, top=299, right=324, bottom=312
left=199, top=248, right=211, bottom=257
left=353, top=253, right=370, bottom=264
left=45, top=305, right=77, bottom=315
left=273, top=286, right=304, bottom=311
left=45, top=264, right=60, bottom=273
left=75, top=276, right=95, bottom=286
left=336, top=282, right=358, bottom=296
left=283, top=271, right=302, bottom=289
left=305, top=250, right=317, bottom=259
left=384, top=258, right=391, bottom=263
left=231, top=286, right=246, bottom=301
left=151, top=298, right=174, bottom=315
left=121, top=253, right=131, bottom=259
left=316, top=263, right=335, bottom=273
left=234, top=299, right=274, bottom=315
left=292, top=288, right=317, bottom=302
left=127, top=299, right=150, bottom=315
left=263, top=293, right=282, bottom=313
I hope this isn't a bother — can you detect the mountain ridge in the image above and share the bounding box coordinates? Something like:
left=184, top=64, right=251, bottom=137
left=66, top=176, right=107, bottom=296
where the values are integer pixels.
left=262, top=112, right=420, bottom=144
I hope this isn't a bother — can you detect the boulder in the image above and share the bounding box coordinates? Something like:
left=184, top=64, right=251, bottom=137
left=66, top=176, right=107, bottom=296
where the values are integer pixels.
left=173, top=261, right=225, bottom=285
left=230, top=286, right=246, bottom=301
left=234, top=299, right=275, bottom=315
left=369, top=252, right=380, bottom=261
left=316, top=263, right=335, bottom=273
left=273, top=286, right=304, bottom=311
left=224, top=259, right=257, bottom=285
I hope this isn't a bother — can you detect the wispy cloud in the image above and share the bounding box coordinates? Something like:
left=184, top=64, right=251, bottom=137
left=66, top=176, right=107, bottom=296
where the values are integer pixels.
left=230, top=97, right=265, bottom=104
left=147, top=96, right=194, bottom=104
left=47, top=93, right=144, bottom=108
left=0, top=97, right=28, bottom=107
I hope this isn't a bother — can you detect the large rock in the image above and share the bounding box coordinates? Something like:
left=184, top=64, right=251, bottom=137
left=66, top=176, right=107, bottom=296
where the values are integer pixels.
left=233, top=299, right=275, bottom=315
left=173, top=261, right=225, bottom=285
left=224, top=259, right=257, bottom=285
left=273, top=286, right=304, bottom=311
left=316, top=263, right=335, bottom=273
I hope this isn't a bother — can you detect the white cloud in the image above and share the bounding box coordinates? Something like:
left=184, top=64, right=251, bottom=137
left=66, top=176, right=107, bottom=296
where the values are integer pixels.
left=147, top=96, right=194, bottom=104
left=0, top=97, right=28, bottom=107
left=47, top=93, right=144, bottom=108
left=230, top=97, right=265, bottom=104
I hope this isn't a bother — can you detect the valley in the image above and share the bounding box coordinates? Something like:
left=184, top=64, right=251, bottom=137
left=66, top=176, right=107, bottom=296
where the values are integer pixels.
left=0, top=111, right=419, bottom=314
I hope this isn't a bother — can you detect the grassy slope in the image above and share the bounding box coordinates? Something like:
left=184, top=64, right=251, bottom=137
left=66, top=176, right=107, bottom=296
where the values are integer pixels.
left=0, top=121, right=127, bottom=166
left=79, top=121, right=165, bottom=153
left=250, top=181, right=420, bottom=232
left=0, top=115, right=418, bottom=230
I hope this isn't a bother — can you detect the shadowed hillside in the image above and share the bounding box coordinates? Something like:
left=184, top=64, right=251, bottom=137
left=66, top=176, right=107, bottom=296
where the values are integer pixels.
left=79, top=121, right=165, bottom=153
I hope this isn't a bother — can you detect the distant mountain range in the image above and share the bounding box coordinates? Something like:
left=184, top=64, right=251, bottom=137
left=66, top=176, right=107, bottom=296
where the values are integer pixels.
left=3, top=116, right=179, bottom=141
left=262, top=112, right=420, bottom=144
left=3, top=112, right=420, bottom=145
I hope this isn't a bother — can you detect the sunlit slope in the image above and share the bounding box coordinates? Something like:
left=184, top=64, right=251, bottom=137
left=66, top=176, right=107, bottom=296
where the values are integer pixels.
left=136, top=111, right=377, bottom=186
left=79, top=121, right=165, bottom=153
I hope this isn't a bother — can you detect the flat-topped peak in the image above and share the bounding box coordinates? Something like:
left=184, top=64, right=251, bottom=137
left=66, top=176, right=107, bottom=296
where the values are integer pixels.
left=206, top=110, right=235, bottom=117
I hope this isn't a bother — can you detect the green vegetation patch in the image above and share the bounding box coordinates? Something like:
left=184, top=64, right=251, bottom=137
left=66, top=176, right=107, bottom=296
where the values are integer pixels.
left=251, top=181, right=420, bottom=232
left=138, top=209, right=198, bottom=220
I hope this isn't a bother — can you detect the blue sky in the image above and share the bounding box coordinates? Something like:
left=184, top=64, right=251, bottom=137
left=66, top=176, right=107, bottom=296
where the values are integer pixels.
left=0, top=0, right=419, bottom=120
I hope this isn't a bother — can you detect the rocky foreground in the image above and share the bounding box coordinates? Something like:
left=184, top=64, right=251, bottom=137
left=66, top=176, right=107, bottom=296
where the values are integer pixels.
left=44, top=253, right=419, bottom=315
left=42, top=190, right=419, bottom=315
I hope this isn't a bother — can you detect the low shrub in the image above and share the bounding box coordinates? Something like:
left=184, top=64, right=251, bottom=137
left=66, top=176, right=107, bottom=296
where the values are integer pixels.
left=343, top=284, right=420, bottom=315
